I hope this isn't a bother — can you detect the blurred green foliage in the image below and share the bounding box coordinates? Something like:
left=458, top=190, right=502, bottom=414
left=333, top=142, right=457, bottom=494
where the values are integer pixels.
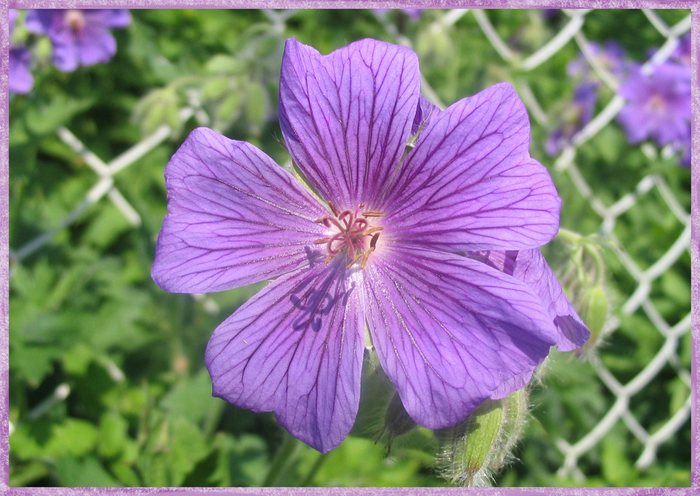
left=9, top=9, right=690, bottom=487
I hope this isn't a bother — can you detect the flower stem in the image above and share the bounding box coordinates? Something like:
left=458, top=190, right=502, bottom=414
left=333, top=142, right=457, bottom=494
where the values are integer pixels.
left=262, top=434, right=299, bottom=487
left=556, top=227, right=583, bottom=245
left=300, top=452, right=328, bottom=486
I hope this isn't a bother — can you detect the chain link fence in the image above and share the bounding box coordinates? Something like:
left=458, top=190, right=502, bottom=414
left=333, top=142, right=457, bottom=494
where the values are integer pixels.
left=8, top=8, right=692, bottom=485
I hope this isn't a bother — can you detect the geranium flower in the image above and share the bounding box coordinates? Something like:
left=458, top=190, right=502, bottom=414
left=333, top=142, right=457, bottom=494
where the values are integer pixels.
left=25, top=9, right=131, bottom=72
left=672, top=33, right=690, bottom=66
left=375, top=8, right=422, bottom=21
left=617, top=62, right=690, bottom=149
left=9, top=10, right=33, bottom=94
left=152, top=38, right=588, bottom=452
left=567, top=41, right=628, bottom=80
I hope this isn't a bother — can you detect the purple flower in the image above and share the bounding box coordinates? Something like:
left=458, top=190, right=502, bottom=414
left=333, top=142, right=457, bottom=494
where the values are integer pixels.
left=673, top=33, right=690, bottom=66
left=9, top=9, right=33, bottom=94
left=25, top=9, right=131, bottom=72
left=375, top=9, right=422, bottom=21
left=542, top=9, right=559, bottom=21
left=152, top=38, right=588, bottom=452
left=617, top=62, right=691, bottom=149
left=546, top=81, right=599, bottom=156
left=568, top=41, right=627, bottom=80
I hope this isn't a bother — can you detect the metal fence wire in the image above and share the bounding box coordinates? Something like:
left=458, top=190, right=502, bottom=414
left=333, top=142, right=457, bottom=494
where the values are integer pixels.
left=8, top=8, right=692, bottom=484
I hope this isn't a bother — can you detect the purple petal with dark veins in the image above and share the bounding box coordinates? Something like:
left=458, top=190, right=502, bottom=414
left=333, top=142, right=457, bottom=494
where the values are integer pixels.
left=383, top=83, right=561, bottom=252
left=279, top=38, right=420, bottom=210
left=470, top=249, right=590, bottom=352
left=205, top=260, right=364, bottom=452
left=152, top=127, right=328, bottom=293
left=411, top=95, right=439, bottom=135
left=362, top=248, right=558, bottom=429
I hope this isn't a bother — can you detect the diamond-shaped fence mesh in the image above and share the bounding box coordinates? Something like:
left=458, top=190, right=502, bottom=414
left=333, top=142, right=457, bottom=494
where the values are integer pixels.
left=8, top=8, right=692, bottom=484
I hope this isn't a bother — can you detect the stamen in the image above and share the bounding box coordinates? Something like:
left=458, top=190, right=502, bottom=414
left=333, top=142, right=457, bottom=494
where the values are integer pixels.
left=362, top=211, right=384, bottom=218
left=312, top=204, right=383, bottom=269
left=328, top=201, right=339, bottom=217
left=369, top=233, right=380, bottom=251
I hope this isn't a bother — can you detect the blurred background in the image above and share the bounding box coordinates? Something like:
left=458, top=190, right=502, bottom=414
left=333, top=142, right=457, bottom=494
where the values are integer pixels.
left=8, top=8, right=692, bottom=487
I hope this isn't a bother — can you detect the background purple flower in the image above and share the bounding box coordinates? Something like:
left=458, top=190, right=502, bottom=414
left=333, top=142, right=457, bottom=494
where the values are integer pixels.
left=9, top=9, right=33, bottom=94
left=567, top=41, right=627, bottom=80
left=26, top=9, right=131, bottom=72
left=375, top=9, right=422, bottom=21
left=152, top=38, right=588, bottom=452
left=546, top=81, right=599, bottom=156
left=673, top=33, right=690, bottom=66
left=617, top=62, right=691, bottom=150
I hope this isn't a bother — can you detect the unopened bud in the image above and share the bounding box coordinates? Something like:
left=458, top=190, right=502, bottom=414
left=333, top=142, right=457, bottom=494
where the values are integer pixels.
left=437, top=390, right=529, bottom=487
left=384, top=393, right=417, bottom=443
left=580, top=285, right=608, bottom=353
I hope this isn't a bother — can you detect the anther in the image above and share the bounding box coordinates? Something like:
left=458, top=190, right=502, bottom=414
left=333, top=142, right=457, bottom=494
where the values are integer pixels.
left=328, top=201, right=339, bottom=217
left=369, top=233, right=380, bottom=251
left=362, top=211, right=384, bottom=218
left=312, top=204, right=383, bottom=269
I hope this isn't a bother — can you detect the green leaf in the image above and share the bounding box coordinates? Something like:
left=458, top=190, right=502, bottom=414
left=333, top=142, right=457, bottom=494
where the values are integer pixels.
left=98, top=412, right=129, bottom=459
left=161, top=369, right=216, bottom=425
left=46, top=418, right=99, bottom=457
left=201, top=77, right=231, bottom=101
left=601, top=428, right=635, bottom=485
left=205, top=55, right=244, bottom=74
left=54, top=456, right=120, bottom=486
left=25, top=95, right=95, bottom=136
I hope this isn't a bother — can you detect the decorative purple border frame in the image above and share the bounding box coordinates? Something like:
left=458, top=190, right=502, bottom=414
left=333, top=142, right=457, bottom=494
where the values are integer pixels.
left=1, top=0, right=697, bottom=494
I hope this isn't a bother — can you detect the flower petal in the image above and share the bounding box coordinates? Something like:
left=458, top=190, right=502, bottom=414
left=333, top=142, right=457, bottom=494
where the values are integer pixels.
left=77, top=27, right=116, bottom=66
left=50, top=30, right=81, bottom=72
left=411, top=95, right=438, bottom=135
left=279, top=38, right=420, bottom=209
left=205, top=260, right=364, bottom=452
left=384, top=83, right=561, bottom=251
left=9, top=48, right=33, bottom=94
left=362, top=248, right=558, bottom=429
left=471, top=249, right=590, bottom=352
left=25, top=10, right=51, bottom=35
left=152, top=128, right=327, bottom=293
left=84, top=9, right=132, bottom=29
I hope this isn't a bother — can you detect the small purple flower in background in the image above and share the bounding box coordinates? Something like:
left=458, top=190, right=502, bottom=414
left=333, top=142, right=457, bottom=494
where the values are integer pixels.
left=152, top=38, right=589, bottom=452
left=541, top=9, right=559, bottom=21
left=567, top=41, right=627, bottom=80
left=9, top=9, right=33, bottom=94
left=26, top=9, right=131, bottom=72
left=545, top=81, right=598, bottom=156
left=672, top=33, right=690, bottom=66
left=375, top=9, right=422, bottom=21
left=667, top=33, right=692, bottom=166
left=617, top=62, right=691, bottom=154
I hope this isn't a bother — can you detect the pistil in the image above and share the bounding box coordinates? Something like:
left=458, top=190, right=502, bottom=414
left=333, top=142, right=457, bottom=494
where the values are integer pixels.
left=314, top=202, right=383, bottom=269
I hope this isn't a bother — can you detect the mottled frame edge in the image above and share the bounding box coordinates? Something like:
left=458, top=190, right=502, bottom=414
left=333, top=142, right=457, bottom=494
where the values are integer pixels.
left=0, top=1, right=697, bottom=495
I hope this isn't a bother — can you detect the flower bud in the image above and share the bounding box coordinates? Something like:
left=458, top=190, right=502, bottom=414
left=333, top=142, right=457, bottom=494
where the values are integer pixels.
left=384, top=393, right=417, bottom=441
left=436, top=390, right=529, bottom=487
left=579, top=284, right=608, bottom=354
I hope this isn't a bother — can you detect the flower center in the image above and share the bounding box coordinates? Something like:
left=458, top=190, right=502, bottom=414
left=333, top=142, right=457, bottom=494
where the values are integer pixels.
left=647, top=94, right=666, bottom=112
left=65, top=10, right=86, bottom=33
left=314, top=203, right=383, bottom=269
